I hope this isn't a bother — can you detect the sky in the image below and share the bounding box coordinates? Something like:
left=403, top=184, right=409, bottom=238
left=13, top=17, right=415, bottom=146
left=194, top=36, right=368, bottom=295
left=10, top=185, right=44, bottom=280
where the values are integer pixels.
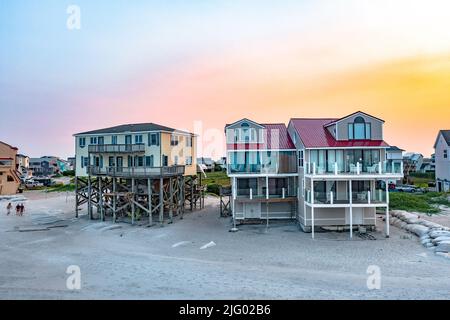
left=1, top=0, right=449, bottom=159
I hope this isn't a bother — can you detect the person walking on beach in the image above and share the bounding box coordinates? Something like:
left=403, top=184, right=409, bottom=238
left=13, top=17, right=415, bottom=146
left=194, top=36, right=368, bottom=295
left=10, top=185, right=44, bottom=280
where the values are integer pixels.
left=6, top=203, right=12, bottom=215
left=15, top=203, right=20, bottom=215
left=19, top=203, right=25, bottom=216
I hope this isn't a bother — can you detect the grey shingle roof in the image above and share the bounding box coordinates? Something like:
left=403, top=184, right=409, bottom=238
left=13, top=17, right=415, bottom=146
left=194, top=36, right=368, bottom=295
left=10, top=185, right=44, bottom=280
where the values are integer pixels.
left=386, top=146, right=404, bottom=152
left=75, top=123, right=192, bottom=135
left=441, top=130, right=450, bottom=146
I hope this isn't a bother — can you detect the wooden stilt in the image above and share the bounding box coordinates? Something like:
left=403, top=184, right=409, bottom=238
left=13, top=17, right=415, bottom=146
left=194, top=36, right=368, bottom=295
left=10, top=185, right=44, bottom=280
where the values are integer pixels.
left=88, top=175, right=92, bottom=220
left=131, top=178, right=135, bottom=225
left=148, top=178, right=153, bottom=226
left=113, top=178, right=117, bottom=223
left=169, top=177, right=173, bottom=223
left=159, top=177, right=164, bottom=225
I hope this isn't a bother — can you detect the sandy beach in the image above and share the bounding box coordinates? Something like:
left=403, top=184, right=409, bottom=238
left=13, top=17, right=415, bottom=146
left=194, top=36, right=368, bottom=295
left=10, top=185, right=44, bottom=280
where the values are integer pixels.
left=0, top=191, right=449, bottom=300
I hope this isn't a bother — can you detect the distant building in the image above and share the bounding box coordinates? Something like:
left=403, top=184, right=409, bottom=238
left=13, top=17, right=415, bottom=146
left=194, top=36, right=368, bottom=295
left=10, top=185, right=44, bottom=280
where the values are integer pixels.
left=67, top=157, right=76, bottom=170
left=403, top=152, right=424, bottom=175
left=386, top=146, right=404, bottom=185
left=197, top=157, right=214, bottom=171
left=419, top=157, right=435, bottom=173
left=16, top=153, right=31, bottom=177
left=434, top=130, right=450, bottom=192
left=0, top=141, right=21, bottom=195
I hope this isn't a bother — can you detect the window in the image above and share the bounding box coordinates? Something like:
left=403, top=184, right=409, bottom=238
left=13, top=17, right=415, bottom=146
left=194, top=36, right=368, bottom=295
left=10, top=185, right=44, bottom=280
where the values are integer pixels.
left=298, top=150, right=304, bottom=167
left=348, top=116, right=371, bottom=140
left=128, top=155, right=133, bottom=167
left=149, top=133, right=160, bottom=146
left=186, top=156, right=193, bottom=165
left=135, top=135, right=143, bottom=144
left=146, top=155, right=154, bottom=167
left=83, top=157, right=89, bottom=168
left=90, top=137, right=97, bottom=145
left=111, top=136, right=118, bottom=145
left=186, top=136, right=193, bottom=147
left=162, top=155, right=168, bottom=166
left=79, top=137, right=86, bottom=148
left=98, top=136, right=104, bottom=145
left=174, top=156, right=179, bottom=165
left=171, top=135, right=179, bottom=146
left=445, top=150, right=448, bottom=159
left=125, top=135, right=132, bottom=145
left=136, top=156, right=144, bottom=167
left=7, top=175, right=14, bottom=182
left=109, top=157, right=115, bottom=167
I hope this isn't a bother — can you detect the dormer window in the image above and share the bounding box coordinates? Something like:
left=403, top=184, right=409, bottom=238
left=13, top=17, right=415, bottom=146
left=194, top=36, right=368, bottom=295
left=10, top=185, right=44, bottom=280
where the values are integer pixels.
left=348, top=116, right=371, bottom=140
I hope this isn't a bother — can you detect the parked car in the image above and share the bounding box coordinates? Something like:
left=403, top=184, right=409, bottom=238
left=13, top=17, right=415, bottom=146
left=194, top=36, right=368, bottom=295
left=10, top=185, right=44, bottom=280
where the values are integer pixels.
left=394, top=185, right=425, bottom=193
left=25, top=180, right=44, bottom=188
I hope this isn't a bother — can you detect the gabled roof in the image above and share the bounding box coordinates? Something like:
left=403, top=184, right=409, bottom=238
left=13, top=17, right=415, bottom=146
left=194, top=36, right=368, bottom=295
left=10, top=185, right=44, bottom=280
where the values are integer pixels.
left=323, top=111, right=385, bottom=127
left=75, top=123, right=193, bottom=136
left=226, top=122, right=295, bottom=150
left=387, top=146, right=404, bottom=152
left=434, top=130, right=450, bottom=148
left=0, top=141, right=18, bottom=151
left=289, top=118, right=389, bottom=148
left=225, top=118, right=265, bottom=130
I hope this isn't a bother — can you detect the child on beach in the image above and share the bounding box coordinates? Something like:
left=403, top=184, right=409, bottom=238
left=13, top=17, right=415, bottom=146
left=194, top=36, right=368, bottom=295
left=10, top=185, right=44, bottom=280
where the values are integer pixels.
left=15, top=204, right=20, bottom=215
left=6, top=203, right=12, bottom=215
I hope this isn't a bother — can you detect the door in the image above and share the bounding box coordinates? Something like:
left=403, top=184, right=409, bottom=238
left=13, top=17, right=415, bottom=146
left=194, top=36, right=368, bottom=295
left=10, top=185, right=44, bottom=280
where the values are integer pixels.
left=345, top=207, right=364, bottom=225
left=116, top=157, right=123, bottom=172
left=244, top=202, right=261, bottom=219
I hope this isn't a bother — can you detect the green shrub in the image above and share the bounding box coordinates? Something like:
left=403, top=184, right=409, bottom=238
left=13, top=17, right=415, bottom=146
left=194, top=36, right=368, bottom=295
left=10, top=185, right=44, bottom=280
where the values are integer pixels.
left=206, top=183, right=221, bottom=196
left=62, top=170, right=75, bottom=177
left=389, top=193, right=439, bottom=213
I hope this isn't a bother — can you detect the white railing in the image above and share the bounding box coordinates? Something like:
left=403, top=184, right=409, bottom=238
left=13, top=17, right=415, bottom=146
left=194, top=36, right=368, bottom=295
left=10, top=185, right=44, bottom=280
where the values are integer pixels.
left=305, top=160, right=403, bottom=176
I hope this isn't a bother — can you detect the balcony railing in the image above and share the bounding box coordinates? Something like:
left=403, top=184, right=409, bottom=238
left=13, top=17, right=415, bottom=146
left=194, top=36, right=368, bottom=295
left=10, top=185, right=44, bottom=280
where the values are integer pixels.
left=88, top=144, right=145, bottom=153
left=305, top=160, right=403, bottom=176
left=87, top=165, right=185, bottom=177
left=305, top=189, right=387, bottom=205
left=228, top=164, right=297, bottom=175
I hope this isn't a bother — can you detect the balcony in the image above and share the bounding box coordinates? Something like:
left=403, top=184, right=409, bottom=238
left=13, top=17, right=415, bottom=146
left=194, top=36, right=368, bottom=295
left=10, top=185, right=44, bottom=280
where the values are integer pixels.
left=87, top=165, right=185, bottom=177
left=305, top=160, right=403, bottom=177
left=305, top=189, right=387, bottom=206
left=227, top=150, right=297, bottom=175
left=88, top=144, right=145, bottom=154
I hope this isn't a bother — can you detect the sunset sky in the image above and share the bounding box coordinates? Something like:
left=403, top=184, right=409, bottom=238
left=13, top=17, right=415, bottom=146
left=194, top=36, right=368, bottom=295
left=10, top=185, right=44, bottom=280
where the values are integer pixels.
left=1, top=0, right=449, bottom=159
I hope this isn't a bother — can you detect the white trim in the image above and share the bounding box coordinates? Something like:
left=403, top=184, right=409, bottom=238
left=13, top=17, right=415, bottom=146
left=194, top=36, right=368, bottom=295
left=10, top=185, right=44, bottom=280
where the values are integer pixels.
left=305, top=173, right=403, bottom=179
left=74, top=130, right=196, bottom=138
left=227, top=149, right=297, bottom=153
left=229, top=173, right=298, bottom=178
left=305, top=146, right=389, bottom=150
left=305, top=202, right=388, bottom=208
left=324, top=112, right=385, bottom=127
left=225, top=118, right=265, bottom=130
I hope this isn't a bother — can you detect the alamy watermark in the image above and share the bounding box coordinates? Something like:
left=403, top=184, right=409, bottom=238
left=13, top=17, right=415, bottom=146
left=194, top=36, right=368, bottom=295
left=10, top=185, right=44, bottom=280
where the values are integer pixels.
left=66, top=265, right=81, bottom=290
left=66, top=5, right=81, bottom=30
left=366, top=265, right=381, bottom=290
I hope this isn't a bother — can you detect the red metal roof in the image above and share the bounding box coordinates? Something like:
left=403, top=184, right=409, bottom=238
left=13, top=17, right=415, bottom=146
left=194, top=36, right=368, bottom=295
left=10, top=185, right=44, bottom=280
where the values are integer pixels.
left=290, top=118, right=389, bottom=148
left=227, top=123, right=295, bottom=150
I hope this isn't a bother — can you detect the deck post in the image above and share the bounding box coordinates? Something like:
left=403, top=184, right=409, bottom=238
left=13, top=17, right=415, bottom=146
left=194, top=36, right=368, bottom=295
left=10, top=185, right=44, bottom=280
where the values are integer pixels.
left=131, top=178, right=135, bottom=225
left=311, top=178, right=314, bottom=239
left=169, top=177, right=173, bottom=223
left=159, top=177, right=164, bottom=225
left=113, top=177, right=117, bottom=223
left=148, top=178, right=152, bottom=226
left=87, top=175, right=92, bottom=220
left=349, top=179, right=353, bottom=239
left=75, top=176, right=79, bottom=218
left=385, top=179, right=390, bottom=238
left=99, top=177, right=104, bottom=221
